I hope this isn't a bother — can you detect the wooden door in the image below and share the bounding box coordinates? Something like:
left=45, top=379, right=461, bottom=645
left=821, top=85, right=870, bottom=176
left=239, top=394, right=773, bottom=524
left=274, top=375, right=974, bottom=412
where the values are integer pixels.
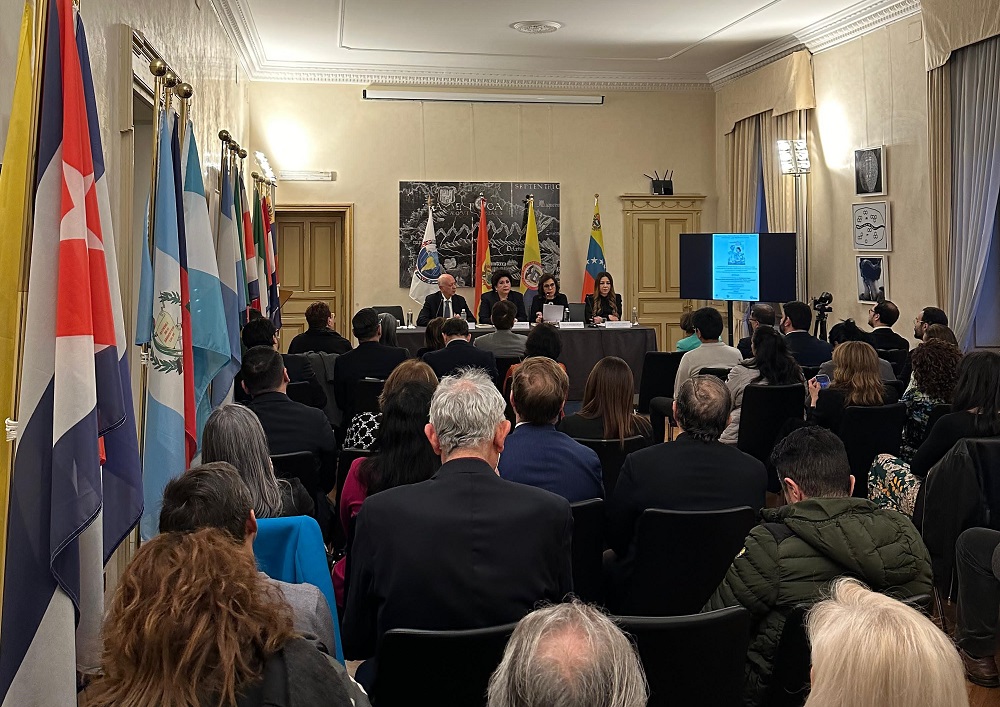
left=275, top=208, right=352, bottom=352
left=622, top=195, right=706, bottom=351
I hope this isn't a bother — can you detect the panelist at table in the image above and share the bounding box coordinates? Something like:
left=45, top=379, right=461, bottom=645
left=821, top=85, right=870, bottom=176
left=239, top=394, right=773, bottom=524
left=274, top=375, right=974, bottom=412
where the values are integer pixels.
left=416, top=273, right=476, bottom=326
left=530, top=273, right=570, bottom=323
left=584, top=270, right=623, bottom=324
left=478, top=269, right=527, bottom=325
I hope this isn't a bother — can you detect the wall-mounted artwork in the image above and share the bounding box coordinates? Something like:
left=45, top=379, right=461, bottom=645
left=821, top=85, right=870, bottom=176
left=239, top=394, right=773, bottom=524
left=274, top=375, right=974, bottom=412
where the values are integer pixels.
left=856, top=255, right=888, bottom=303
left=855, top=146, right=886, bottom=196
left=852, top=201, right=891, bottom=251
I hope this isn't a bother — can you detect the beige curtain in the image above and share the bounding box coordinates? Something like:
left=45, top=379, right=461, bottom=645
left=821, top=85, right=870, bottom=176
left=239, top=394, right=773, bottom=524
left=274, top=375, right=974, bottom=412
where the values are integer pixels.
left=927, top=67, right=953, bottom=310
left=759, top=110, right=808, bottom=233
left=727, top=116, right=760, bottom=233
left=922, top=0, right=1000, bottom=70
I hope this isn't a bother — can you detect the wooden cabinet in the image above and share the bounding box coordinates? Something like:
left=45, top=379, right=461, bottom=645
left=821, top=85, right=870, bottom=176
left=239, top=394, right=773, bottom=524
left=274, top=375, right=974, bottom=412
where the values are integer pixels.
left=621, top=195, right=706, bottom=351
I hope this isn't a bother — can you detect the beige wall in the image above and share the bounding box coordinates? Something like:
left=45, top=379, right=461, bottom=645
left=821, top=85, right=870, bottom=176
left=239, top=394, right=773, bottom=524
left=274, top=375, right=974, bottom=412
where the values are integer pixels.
left=248, top=84, right=718, bottom=312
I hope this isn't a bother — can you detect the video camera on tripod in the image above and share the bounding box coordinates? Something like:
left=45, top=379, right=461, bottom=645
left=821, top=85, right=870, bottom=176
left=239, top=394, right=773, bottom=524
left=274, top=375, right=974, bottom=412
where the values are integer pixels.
left=811, top=292, right=833, bottom=341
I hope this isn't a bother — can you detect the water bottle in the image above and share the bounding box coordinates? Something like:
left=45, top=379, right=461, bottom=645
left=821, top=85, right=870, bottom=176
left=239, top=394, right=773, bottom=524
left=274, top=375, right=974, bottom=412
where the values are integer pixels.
left=563, top=307, right=570, bottom=323
left=406, top=310, right=414, bottom=328
left=631, top=305, right=639, bottom=326
left=461, top=308, right=467, bottom=322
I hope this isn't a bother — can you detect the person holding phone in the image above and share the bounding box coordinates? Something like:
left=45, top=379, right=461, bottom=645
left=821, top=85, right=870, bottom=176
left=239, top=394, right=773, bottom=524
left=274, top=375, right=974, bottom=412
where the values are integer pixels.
left=808, top=341, right=898, bottom=431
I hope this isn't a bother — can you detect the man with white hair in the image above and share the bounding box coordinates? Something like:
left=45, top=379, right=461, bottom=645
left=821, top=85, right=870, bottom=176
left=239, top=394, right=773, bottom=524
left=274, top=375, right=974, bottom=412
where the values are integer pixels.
left=342, top=368, right=573, bottom=679
left=488, top=600, right=648, bottom=707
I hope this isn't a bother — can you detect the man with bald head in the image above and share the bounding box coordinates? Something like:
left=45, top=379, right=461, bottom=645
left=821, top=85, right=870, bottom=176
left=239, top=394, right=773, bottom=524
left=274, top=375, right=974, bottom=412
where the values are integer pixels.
left=416, top=273, right=477, bottom=326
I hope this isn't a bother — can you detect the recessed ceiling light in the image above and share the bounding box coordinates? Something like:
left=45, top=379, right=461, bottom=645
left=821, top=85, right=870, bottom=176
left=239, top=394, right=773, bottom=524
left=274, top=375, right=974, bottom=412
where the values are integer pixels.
left=510, top=21, right=562, bottom=34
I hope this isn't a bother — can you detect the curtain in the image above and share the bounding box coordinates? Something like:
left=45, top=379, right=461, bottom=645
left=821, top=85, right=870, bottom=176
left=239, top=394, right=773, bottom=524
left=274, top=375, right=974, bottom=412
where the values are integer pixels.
left=948, top=36, right=1000, bottom=349
left=927, top=67, right=953, bottom=309
left=727, top=116, right=760, bottom=232
left=922, top=0, right=1000, bottom=71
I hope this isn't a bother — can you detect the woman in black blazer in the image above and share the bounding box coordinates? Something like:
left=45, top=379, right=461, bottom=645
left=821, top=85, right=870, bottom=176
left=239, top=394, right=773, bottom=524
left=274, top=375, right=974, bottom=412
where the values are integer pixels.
left=530, top=273, right=570, bottom=323
left=584, top=270, right=623, bottom=324
left=478, top=269, right=528, bottom=325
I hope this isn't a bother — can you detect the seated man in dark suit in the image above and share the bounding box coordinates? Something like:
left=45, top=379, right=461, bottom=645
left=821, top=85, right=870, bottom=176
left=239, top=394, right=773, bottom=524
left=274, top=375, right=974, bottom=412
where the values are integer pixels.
left=287, top=301, right=352, bottom=355
left=607, top=375, right=766, bottom=577
left=865, top=299, right=909, bottom=352
left=780, top=300, right=833, bottom=367
left=242, top=346, right=338, bottom=492
left=737, top=303, right=776, bottom=360
left=333, top=308, right=409, bottom=428
left=899, top=306, right=949, bottom=386
left=415, top=273, right=476, bottom=326
left=237, top=317, right=327, bottom=408
left=498, top=357, right=603, bottom=502
left=343, top=368, right=573, bottom=684
left=422, top=317, right=499, bottom=382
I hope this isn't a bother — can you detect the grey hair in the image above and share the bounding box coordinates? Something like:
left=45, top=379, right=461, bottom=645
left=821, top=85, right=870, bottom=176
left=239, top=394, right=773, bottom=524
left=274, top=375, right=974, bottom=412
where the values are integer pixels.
left=429, top=368, right=506, bottom=455
left=378, top=312, right=399, bottom=347
left=674, top=375, right=732, bottom=442
left=201, top=404, right=286, bottom=518
left=488, top=601, right=648, bottom=707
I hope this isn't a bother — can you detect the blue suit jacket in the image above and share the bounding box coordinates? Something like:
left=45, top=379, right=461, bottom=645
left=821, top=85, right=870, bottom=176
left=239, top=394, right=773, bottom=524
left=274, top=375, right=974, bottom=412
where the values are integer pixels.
left=498, top=424, right=604, bottom=502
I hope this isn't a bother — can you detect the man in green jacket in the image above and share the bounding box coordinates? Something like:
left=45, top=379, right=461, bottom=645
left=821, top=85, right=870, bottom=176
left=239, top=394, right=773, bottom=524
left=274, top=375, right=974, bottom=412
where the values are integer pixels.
left=705, top=426, right=933, bottom=706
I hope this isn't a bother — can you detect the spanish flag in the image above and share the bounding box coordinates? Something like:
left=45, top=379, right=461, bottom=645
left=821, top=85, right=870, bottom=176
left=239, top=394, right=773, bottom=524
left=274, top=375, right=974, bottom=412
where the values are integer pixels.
left=520, top=196, right=542, bottom=311
left=473, top=196, right=490, bottom=318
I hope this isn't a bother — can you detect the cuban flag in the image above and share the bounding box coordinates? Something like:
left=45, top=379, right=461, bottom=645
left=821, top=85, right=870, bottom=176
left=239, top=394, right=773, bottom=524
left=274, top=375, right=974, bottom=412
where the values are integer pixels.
left=212, top=156, right=243, bottom=406
left=0, top=0, right=140, bottom=700
left=239, top=168, right=260, bottom=312
left=409, top=204, right=441, bottom=303
left=181, top=119, right=231, bottom=441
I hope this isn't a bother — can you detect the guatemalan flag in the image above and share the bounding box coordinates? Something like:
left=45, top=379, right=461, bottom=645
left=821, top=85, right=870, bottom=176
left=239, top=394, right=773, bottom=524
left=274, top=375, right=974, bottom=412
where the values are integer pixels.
left=0, top=0, right=141, bottom=701
left=212, top=155, right=243, bottom=406
left=409, top=203, right=441, bottom=303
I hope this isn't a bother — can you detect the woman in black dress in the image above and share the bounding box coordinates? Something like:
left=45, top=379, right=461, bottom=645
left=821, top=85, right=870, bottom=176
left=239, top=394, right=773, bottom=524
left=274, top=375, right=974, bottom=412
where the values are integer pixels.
left=530, top=272, right=570, bottom=323
left=584, top=271, right=623, bottom=324
left=478, top=270, right=528, bottom=325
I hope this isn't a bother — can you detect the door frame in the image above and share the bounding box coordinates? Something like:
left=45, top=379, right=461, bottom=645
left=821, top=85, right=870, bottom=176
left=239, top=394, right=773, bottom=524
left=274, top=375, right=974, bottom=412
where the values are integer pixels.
left=273, top=204, right=355, bottom=338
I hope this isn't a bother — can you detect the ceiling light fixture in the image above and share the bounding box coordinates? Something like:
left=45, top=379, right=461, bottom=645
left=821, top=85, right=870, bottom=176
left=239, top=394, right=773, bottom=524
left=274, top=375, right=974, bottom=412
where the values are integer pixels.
left=510, top=20, right=562, bottom=34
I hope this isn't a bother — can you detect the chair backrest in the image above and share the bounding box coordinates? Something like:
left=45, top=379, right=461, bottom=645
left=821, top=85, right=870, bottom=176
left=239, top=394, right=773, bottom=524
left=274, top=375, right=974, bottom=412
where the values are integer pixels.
left=352, top=378, right=385, bottom=416
left=885, top=379, right=905, bottom=399
left=836, top=403, right=907, bottom=498
left=637, top=351, right=685, bottom=413
left=876, top=348, right=908, bottom=374
left=926, top=403, right=952, bottom=436
left=567, top=302, right=586, bottom=322
left=373, top=305, right=405, bottom=323
left=765, top=604, right=811, bottom=707
left=573, top=436, right=652, bottom=497
left=617, top=607, right=751, bottom=707
left=625, top=507, right=757, bottom=616
left=699, top=366, right=732, bottom=381
left=570, top=498, right=606, bottom=605
left=494, top=356, right=523, bottom=392
left=737, top=384, right=807, bottom=467
left=801, top=365, right=821, bottom=380
left=270, top=451, right=321, bottom=498
left=372, top=623, right=517, bottom=706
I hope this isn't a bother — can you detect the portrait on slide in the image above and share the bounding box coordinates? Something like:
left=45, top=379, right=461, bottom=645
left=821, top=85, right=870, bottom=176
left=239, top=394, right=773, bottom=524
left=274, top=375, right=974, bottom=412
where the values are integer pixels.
left=852, top=202, right=891, bottom=251
left=856, top=255, right=889, bottom=304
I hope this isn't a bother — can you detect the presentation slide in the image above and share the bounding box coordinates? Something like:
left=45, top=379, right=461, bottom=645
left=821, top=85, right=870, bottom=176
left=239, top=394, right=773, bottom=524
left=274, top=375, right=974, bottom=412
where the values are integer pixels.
left=712, top=233, right=760, bottom=300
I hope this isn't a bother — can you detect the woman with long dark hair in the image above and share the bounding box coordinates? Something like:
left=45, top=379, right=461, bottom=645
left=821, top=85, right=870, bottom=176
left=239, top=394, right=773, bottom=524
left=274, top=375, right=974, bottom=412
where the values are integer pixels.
left=808, top=341, right=897, bottom=430
left=869, top=350, right=1000, bottom=515
left=559, top=356, right=653, bottom=445
left=478, top=269, right=528, bottom=325
left=529, top=273, right=569, bottom=323
left=721, top=327, right=804, bottom=444
left=584, top=271, right=623, bottom=324
left=415, top=317, right=446, bottom=358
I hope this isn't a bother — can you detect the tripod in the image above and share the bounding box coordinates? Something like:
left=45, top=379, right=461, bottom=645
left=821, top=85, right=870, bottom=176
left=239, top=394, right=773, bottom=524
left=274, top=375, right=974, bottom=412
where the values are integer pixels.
left=812, top=308, right=830, bottom=342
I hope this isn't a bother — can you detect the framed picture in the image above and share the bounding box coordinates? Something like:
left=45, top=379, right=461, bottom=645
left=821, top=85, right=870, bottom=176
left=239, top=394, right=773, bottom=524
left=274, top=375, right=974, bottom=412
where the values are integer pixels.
left=855, top=146, right=886, bottom=196
left=856, top=255, right=888, bottom=303
left=852, top=201, right=891, bottom=251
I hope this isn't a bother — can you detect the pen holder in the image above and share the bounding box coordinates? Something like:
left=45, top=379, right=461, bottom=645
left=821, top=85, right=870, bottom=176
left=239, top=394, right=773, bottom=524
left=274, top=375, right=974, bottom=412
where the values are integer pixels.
left=651, top=179, right=673, bottom=196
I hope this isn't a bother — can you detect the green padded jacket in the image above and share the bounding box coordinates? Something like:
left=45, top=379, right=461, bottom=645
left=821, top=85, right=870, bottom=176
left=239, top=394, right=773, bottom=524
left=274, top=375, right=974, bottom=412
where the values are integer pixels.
left=704, top=496, right=932, bottom=707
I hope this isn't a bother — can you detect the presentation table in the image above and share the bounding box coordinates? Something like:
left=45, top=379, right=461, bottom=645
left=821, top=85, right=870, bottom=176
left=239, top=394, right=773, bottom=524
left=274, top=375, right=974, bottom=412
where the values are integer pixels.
left=395, top=325, right=658, bottom=400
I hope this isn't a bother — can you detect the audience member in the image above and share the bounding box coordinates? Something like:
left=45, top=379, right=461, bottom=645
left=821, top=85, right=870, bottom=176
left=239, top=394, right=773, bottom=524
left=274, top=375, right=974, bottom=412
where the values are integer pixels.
left=705, top=426, right=932, bottom=707
left=474, top=301, right=527, bottom=358
left=925, top=323, right=958, bottom=345
left=897, top=338, right=962, bottom=461
left=478, top=269, right=528, bottom=325
left=675, top=310, right=701, bottom=353
left=202, top=403, right=314, bottom=518
left=333, top=308, right=409, bottom=428
left=487, top=601, right=648, bottom=707
left=287, top=301, right=352, bottom=355
left=865, top=300, right=909, bottom=351
left=416, top=273, right=475, bottom=325
left=869, top=350, right=1000, bottom=515
left=422, top=317, right=499, bottom=381
left=584, top=271, right=623, bottom=324
left=673, top=307, right=744, bottom=389
left=807, top=341, right=897, bottom=431
left=781, top=301, right=833, bottom=366
left=558, top=356, right=653, bottom=445
left=530, top=272, right=569, bottom=323
left=955, top=527, right=1000, bottom=688
left=737, top=303, right=776, bottom=359
left=721, top=326, right=804, bottom=444
left=502, top=323, right=565, bottom=393
left=805, top=577, right=967, bottom=707
left=344, top=359, right=438, bottom=450
left=415, top=316, right=446, bottom=357
left=241, top=317, right=327, bottom=407
left=819, top=319, right=895, bottom=382
left=499, top=357, right=604, bottom=502
left=242, top=346, right=338, bottom=493
left=157, top=463, right=337, bottom=654
left=608, top=376, right=766, bottom=583
left=899, top=306, right=950, bottom=385
left=335, top=380, right=440, bottom=607
left=85, top=527, right=363, bottom=707
left=343, top=369, right=572, bottom=680
left=377, top=312, right=399, bottom=347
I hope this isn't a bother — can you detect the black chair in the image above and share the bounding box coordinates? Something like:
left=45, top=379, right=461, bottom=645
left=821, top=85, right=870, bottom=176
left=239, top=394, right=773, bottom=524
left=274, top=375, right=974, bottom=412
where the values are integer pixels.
left=373, top=305, right=405, bottom=323
left=801, top=365, right=821, bottom=380
left=636, top=351, right=685, bottom=414
left=621, top=507, right=757, bottom=616
left=570, top=499, right=606, bottom=605
left=926, top=403, right=952, bottom=436
left=271, top=451, right=322, bottom=499
left=737, top=384, right=807, bottom=494
left=567, top=302, right=586, bottom=322
left=885, top=378, right=905, bottom=399
left=699, top=366, right=732, bottom=381
left=836, top=403, right=906, bottom=498
left=618, top=607, right=751, bottom=707
left=352, top=378, right=385, bottom=417
left=370, top=623, right=517, bottom=706
left=877, top=348, right=908, bottom=376
left=572, top=436, right=652, bottom=498
left=494, top=356, right=523, bottom=393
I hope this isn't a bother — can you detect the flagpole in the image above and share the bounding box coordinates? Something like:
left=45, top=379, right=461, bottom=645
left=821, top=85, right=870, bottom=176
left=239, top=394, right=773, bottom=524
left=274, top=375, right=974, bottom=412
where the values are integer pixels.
left=216, top=130, right=231, bottom=240
left=175, top=81, right=193, bottom=145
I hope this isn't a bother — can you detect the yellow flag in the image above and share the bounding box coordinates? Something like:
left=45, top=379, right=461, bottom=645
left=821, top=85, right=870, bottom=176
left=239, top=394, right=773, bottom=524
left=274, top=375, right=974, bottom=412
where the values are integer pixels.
left=520, top=197, right=542, bottom=297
